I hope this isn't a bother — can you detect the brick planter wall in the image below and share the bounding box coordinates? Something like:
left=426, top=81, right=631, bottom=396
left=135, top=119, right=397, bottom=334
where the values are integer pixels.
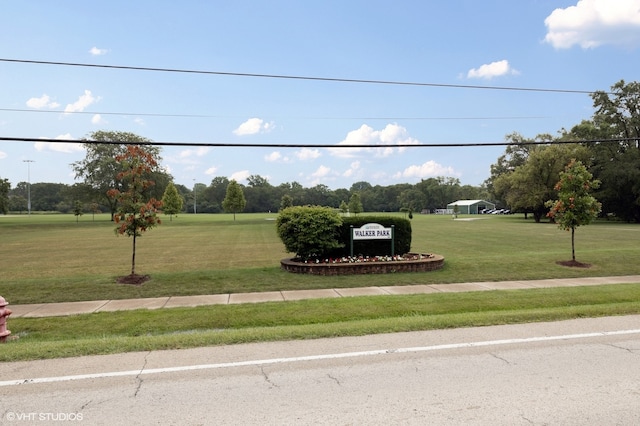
left=280, top=253, right=444, bottom=275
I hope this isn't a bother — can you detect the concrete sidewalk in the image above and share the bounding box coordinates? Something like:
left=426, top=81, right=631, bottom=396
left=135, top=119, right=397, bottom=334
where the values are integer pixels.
left=8, top=275, right=640, bottom=318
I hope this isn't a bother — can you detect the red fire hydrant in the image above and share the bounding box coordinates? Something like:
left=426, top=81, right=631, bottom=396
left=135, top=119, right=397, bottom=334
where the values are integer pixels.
left=0, top=296, right=12, bottom=343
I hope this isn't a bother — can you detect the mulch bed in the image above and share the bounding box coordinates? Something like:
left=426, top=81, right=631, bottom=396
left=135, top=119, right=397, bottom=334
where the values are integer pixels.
left=556, top=260, right=592, bottom=268
left=116, top=274, right=151, bottom=285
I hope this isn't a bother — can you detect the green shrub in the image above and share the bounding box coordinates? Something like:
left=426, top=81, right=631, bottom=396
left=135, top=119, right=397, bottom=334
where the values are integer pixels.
left=329, top=216, right=412, bottom=257
left=276, top=206, right=344, bottom=260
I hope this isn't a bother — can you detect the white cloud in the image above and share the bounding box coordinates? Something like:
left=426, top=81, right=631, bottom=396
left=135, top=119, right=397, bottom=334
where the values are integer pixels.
left=134, top=117, right=145, bottom=126
left=393, top=160, right=459, bottom=180
left=205, top=166, right=218, bottom=175
left=265, top=151, right=290, bottom=162
left=0, top=151, right=7, bottom=159
left=342, top=161, right=361, bottom=178
left=180, top=147, right=210, bottom=158
left=311, top=165, right=332, bottom=178
left=64, top=90, right=99, bottom=113
left=89, top=46, right=108, bottom=56
left=544, top=0, right=640, bottom=49
left=329, top=123, right=420, bottom=158
left=34, top=134, right=85, bottom=154
left=295, top=148, right=321, bottom=160
left=91, top=114, right=106, bottom=125
left=467, top=60, right=519, bottom=79
left=230, top=170, right=251, bottom=182
left=232, top=118, right=274, bottom=136
left=26, top=94, right=60, bottom=109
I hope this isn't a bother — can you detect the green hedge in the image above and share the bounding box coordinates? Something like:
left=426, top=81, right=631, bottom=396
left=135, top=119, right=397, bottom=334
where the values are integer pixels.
left=328, top=215, right=412, bottom=258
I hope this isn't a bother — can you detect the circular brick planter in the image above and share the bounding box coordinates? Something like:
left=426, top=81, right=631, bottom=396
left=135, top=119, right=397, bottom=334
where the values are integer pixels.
left=280, top=253, right=445, bottom=275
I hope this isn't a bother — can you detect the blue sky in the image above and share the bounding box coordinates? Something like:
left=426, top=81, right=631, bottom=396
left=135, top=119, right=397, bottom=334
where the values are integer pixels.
left=2, top=0, right=640, bottom=190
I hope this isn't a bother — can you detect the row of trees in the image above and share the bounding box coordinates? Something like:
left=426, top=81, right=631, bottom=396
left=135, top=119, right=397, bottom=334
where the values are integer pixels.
left=485, top=80, right=640, bottom=222
left=1, top=80, right=639, bottom=221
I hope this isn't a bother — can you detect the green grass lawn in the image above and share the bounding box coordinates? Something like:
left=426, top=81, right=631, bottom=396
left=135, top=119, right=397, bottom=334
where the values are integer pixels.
left=1, top=212, right=639, bottom=361
left=1, top=212, right=639, bottom=304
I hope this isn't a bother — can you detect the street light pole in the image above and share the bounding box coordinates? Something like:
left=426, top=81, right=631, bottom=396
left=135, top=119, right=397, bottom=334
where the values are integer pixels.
left=23, top=160, right=34, bottom=215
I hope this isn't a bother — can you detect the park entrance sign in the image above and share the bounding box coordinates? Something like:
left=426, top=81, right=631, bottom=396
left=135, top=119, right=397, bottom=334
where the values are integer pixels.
left=350, top=223, right=394, bottom=256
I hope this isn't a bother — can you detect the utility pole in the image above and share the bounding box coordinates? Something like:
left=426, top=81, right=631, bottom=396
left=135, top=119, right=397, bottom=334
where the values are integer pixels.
left=23, top=160, right=35, bottom=215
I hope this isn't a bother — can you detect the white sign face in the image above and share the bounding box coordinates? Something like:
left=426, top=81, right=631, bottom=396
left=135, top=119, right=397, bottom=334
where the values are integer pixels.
left=352, top=223, right=392, bottom=240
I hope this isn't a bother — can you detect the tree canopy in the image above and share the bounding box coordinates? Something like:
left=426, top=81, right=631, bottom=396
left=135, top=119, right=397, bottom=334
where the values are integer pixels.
left=71, top=131, right=168, bottom=220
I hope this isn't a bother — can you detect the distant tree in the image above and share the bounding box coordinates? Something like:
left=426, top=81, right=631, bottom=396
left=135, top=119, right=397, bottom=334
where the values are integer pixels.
left=339, top=200, right=349, bottom=214
left=222, top=180, right=246, bottom=221
left=72, top=131, right=167, bottom=221
left=280, top=194, right=293, bottom=211
left=0, top=178, right=10, bottom=215
left=546, top=159, right=601, bottom=263
left=107, top=145, right=163, bottom=278
left=161, top=182, right=184, bottom=221
left=349, top=193, right=363, bottom=215
left=90, top=202, right=101, bottom=221
left=73, top=200, right=84, bottom=222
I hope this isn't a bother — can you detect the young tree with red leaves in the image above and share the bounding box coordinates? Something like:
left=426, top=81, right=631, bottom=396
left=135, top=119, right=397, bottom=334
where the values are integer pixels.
left=107, top=145, right=163, bottom=278
left=546, top=159, right=601, bottom=263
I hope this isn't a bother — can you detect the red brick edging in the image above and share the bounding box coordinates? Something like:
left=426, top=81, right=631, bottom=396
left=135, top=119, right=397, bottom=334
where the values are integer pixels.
left=280, top=254, right=445, bottom=275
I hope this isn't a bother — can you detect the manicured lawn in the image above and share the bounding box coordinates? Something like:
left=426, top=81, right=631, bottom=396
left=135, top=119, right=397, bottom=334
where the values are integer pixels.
left=3, top=283, right=640, bottom=361
left=1, top=213, right=639, bottom=304
left=2, top=212, right=639, bottom=361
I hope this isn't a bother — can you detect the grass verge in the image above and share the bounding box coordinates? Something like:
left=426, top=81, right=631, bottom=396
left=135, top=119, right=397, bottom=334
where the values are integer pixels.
left=3, top=283, right=639, bottom=362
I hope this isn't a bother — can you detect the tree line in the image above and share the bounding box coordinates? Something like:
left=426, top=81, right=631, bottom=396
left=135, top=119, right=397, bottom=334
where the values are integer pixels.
left=1, top=80, right=639, bottom=222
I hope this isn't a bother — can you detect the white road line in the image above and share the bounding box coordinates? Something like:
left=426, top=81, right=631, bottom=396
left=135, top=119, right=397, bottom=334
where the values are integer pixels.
left=2, top=328, right=639, bottom=387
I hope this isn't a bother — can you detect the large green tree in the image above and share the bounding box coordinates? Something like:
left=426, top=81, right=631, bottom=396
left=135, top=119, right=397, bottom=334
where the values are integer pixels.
left=586, top=80, right=640, bottom=222
left=222, top=180, right=246, bottom=220
left=493, top=144, right=590, bottom=222
left=546, top=159, right=601, bottom=262
left=72, top=131, right=167, bottom=220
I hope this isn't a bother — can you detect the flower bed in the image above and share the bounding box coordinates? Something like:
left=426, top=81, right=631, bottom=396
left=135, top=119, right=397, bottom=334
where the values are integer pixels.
left=280, top=253, right=445, bottom=275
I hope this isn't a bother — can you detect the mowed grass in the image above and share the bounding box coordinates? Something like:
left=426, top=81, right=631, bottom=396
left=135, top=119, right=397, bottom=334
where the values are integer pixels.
left=2, top=213, right=640, bottom=361
left=1, top=213, right=640, bottom=304
left=4, top=283, right=640, bottom=361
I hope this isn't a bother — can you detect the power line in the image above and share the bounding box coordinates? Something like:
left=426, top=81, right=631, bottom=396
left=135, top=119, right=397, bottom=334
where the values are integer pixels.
left=0, top=136, right=632, bottom=149
left=0, top=58, right=606, bottom=95
left=0, top=107, right=549, bottom=121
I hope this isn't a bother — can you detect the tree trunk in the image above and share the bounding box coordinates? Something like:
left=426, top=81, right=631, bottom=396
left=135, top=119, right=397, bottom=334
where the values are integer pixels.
left=571, top=227, right=576, bottom=262
left=131, top=233, right=137, bottom=275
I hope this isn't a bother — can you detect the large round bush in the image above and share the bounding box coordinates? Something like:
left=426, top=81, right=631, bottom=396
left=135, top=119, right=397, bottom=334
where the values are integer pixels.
left=276, top=206, right=343, bottom=260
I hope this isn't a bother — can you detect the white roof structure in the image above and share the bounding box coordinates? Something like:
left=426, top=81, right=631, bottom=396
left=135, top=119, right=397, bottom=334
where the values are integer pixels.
left=446, top=199, right=496, bottom=214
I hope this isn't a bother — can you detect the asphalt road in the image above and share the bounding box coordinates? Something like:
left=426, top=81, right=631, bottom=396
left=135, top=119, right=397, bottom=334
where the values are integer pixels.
left=1, top=315, right=640, bottom=425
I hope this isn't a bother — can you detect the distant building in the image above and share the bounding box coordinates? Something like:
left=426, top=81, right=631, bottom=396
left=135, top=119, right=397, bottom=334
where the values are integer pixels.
left=446, top=199, right=495, bottom=214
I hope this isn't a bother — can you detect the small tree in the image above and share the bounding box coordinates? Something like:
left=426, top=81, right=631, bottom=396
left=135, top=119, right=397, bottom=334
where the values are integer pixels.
left=73, top=200, right=84, bottom=223
left=280, top=194, right=293, bottom=211
left=107, top=145, right=163, bottom=278
left=276, top=206, right=344, bottom=260
left=546, top=159, right=601, bottom=263
left=222, top=180, right=246, bottom=221
left=339, top=200, right=349, bottom=214
left=349, top=193, right=363, bottom=216
left=162, top=182, right=184, bottom=221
